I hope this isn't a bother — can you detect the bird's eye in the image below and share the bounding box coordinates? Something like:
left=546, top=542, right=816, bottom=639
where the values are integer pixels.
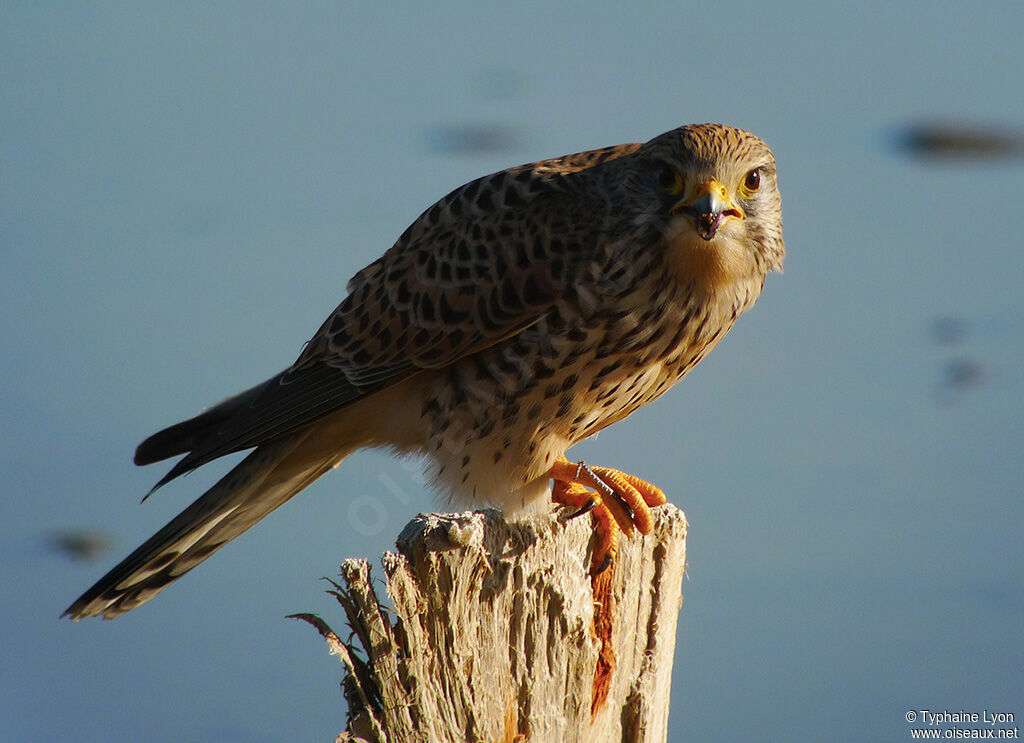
left=658, top=163, right=685, bottom=195
left=742, top=168, right=761, bottom=195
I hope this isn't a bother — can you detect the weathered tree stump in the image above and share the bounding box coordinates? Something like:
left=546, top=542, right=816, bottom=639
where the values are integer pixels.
left=294, top=504, right=687, bottom=742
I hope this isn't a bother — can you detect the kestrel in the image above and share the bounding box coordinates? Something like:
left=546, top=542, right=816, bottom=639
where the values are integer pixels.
left=65, top=123, right=784, bottom=620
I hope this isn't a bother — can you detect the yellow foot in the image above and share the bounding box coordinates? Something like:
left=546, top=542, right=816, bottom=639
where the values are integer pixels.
left=548, top=456, right=667, bottom=573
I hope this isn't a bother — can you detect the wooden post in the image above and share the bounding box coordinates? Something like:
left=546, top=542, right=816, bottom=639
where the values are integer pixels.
left=293, top=505, right=687, bottom=742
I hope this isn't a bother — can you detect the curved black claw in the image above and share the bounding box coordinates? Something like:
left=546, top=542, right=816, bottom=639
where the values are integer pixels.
left=570, top=498, right=598, bottom=519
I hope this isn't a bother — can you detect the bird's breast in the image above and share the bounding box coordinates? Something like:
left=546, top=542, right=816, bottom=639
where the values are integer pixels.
left=413, top=273, right=752, bottom=510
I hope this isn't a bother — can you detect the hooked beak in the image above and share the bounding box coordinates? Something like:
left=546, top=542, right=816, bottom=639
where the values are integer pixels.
left=672, top=179, right=744, bottom=241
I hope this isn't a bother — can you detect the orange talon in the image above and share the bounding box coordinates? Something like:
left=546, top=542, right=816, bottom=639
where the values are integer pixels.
left=553, top=459, right=635, bottom=536
left=590, top=466, right=653, bottom=534
left=617, top=471, right=667, bottom=507
left=548, top=455, right=666, bottom=573
left=552, top=481, right=593, bottom=513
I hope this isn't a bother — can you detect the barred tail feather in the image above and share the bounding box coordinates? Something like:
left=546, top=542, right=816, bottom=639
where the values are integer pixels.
left=63, top=431, right=347, bottom=620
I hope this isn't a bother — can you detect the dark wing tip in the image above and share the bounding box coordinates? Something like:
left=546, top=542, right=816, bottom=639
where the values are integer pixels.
left=134, top=426, right=184, bottom=466
left=134, top=411, right=221, bottom=466
left=134, top=377, right=279, bottom=467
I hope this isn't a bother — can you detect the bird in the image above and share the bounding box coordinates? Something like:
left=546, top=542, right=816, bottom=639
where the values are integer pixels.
left=64, top=123, right=784, bottom=620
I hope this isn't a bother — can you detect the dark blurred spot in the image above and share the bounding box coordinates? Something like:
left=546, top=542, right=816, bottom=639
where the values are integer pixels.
left=423, top=123, right=521, bottom=156
left=895, top=122, right=1024, bottom=160
left=936, top=357, right=986, bottom=406
left=930, top=315, right=969, bottom=345
left=477, top=67, right=521, bottom=100
left=943, top=358, right=985, bottom=389
left=48, top=530, right=111, bottom=561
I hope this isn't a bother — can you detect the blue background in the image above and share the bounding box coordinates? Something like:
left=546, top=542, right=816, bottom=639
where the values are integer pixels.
left=3, top=3, right=1022, bottom=741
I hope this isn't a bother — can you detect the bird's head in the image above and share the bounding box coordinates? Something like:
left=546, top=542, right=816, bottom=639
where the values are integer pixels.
left=625, top=123, right=785, bottom=285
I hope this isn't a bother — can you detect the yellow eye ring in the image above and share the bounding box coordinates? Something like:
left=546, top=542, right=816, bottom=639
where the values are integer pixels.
left=658, top=164, right=685, bottom=196
left=741, top=168, right=761, bottom=195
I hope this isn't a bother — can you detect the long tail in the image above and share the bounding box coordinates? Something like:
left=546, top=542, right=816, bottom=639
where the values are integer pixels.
left=63, top=430, right=346, bottom=620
